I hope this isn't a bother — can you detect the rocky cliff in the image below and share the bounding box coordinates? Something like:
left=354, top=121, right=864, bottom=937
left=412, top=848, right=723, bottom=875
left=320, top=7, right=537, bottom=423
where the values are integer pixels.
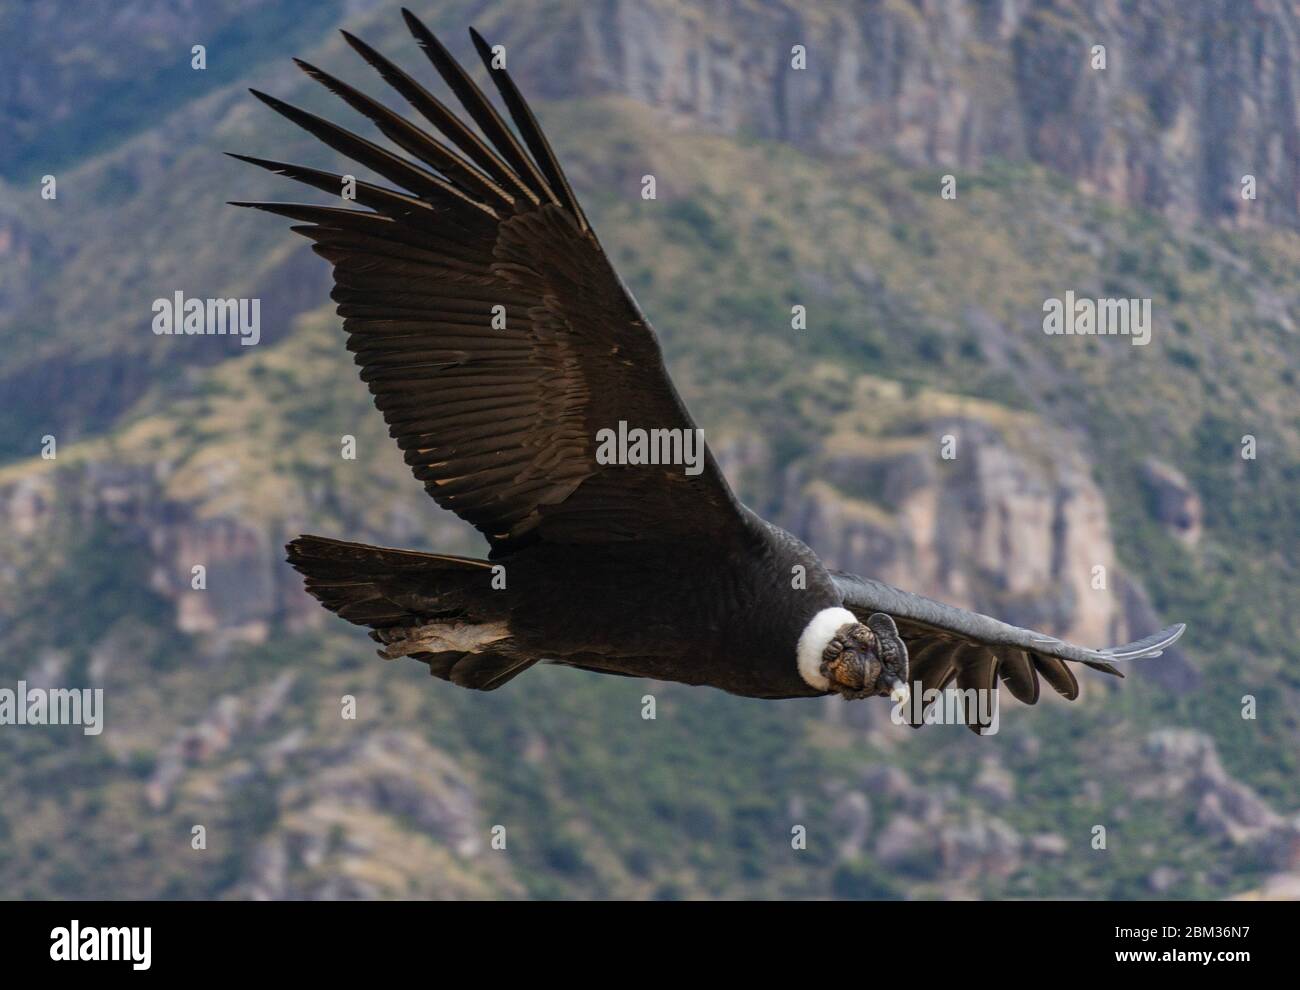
left=501, top=0, right=1300, bottom=232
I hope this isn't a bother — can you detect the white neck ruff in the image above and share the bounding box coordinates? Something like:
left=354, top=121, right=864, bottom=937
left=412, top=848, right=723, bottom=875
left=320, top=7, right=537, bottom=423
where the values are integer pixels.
left=796, top=606, right=858, bottom=691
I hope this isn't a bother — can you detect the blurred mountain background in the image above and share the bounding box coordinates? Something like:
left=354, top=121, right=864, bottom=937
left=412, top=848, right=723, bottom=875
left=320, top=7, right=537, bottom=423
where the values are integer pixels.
left=0, top=0, right=1297, bottom=900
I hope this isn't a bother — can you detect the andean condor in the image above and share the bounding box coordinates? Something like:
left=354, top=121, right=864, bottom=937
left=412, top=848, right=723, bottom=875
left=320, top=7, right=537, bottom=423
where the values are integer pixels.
left=231, top=8, right=1185, bottom=732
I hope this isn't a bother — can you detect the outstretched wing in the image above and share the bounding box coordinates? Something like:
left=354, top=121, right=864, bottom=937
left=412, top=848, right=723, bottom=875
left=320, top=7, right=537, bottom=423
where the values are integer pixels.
left=230, top=10, right=745, bottom=553
left=833, top=571, right=1185, bottom=733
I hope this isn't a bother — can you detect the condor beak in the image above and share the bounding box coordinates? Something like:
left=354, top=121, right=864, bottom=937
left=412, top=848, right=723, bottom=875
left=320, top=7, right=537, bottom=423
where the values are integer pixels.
left=885, top=677, right=910, bottom=705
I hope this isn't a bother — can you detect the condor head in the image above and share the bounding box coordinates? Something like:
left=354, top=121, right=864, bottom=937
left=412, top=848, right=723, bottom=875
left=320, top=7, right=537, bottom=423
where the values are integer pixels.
left=820, top=613, right=910, bottom=702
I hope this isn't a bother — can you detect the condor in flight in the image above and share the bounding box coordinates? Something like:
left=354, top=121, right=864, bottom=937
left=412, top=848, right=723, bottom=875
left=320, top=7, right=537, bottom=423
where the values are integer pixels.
left=232, top=9, right=1184, bottom=732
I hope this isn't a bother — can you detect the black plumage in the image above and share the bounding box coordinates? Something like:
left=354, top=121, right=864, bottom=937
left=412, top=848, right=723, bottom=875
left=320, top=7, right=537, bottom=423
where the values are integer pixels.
left=233, top=10, right=1184, bottom=732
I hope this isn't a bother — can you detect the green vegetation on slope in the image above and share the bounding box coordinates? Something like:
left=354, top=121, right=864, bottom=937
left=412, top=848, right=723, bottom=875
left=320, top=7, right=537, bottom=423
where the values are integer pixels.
left=0, top=13, right=1296, bottom=898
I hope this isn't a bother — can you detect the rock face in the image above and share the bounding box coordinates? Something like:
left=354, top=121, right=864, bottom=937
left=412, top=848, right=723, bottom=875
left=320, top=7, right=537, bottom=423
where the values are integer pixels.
left=0, top=461, right=321, bottom=646
left=758, top=377, right=1132, bottom=651
left=1141, top=459, right=1203, bottom=546
left=517, top=0, right=1300, bottom=231
left=151, top=519, right=279, bottom=641
left=146, top=693, right=243, bottom=811
left=0, top=204, right=37, bottom=317
left=865, top=766, right=1023, bottom=883
left=938, top=816, right=1022, bottom=881
left=1143, top=729, right=1298, bottom=854
left=848, top=726, right=1300, bottom=896
left=238, top=730, right=512, bottom=900
left=830, top=790, right=873, bottom=860
left=6, top=0, right=1297, bottom=235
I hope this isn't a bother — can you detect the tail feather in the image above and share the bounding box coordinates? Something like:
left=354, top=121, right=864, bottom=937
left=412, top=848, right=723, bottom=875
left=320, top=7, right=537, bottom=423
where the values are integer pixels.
left=286, top=534, right=536, bottom=690
left=286, top=533, right=490, bottom=629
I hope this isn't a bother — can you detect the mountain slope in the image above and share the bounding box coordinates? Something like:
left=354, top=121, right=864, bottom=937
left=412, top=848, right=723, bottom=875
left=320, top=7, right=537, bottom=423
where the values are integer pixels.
left=0, top=1, right=1297, bottom=900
